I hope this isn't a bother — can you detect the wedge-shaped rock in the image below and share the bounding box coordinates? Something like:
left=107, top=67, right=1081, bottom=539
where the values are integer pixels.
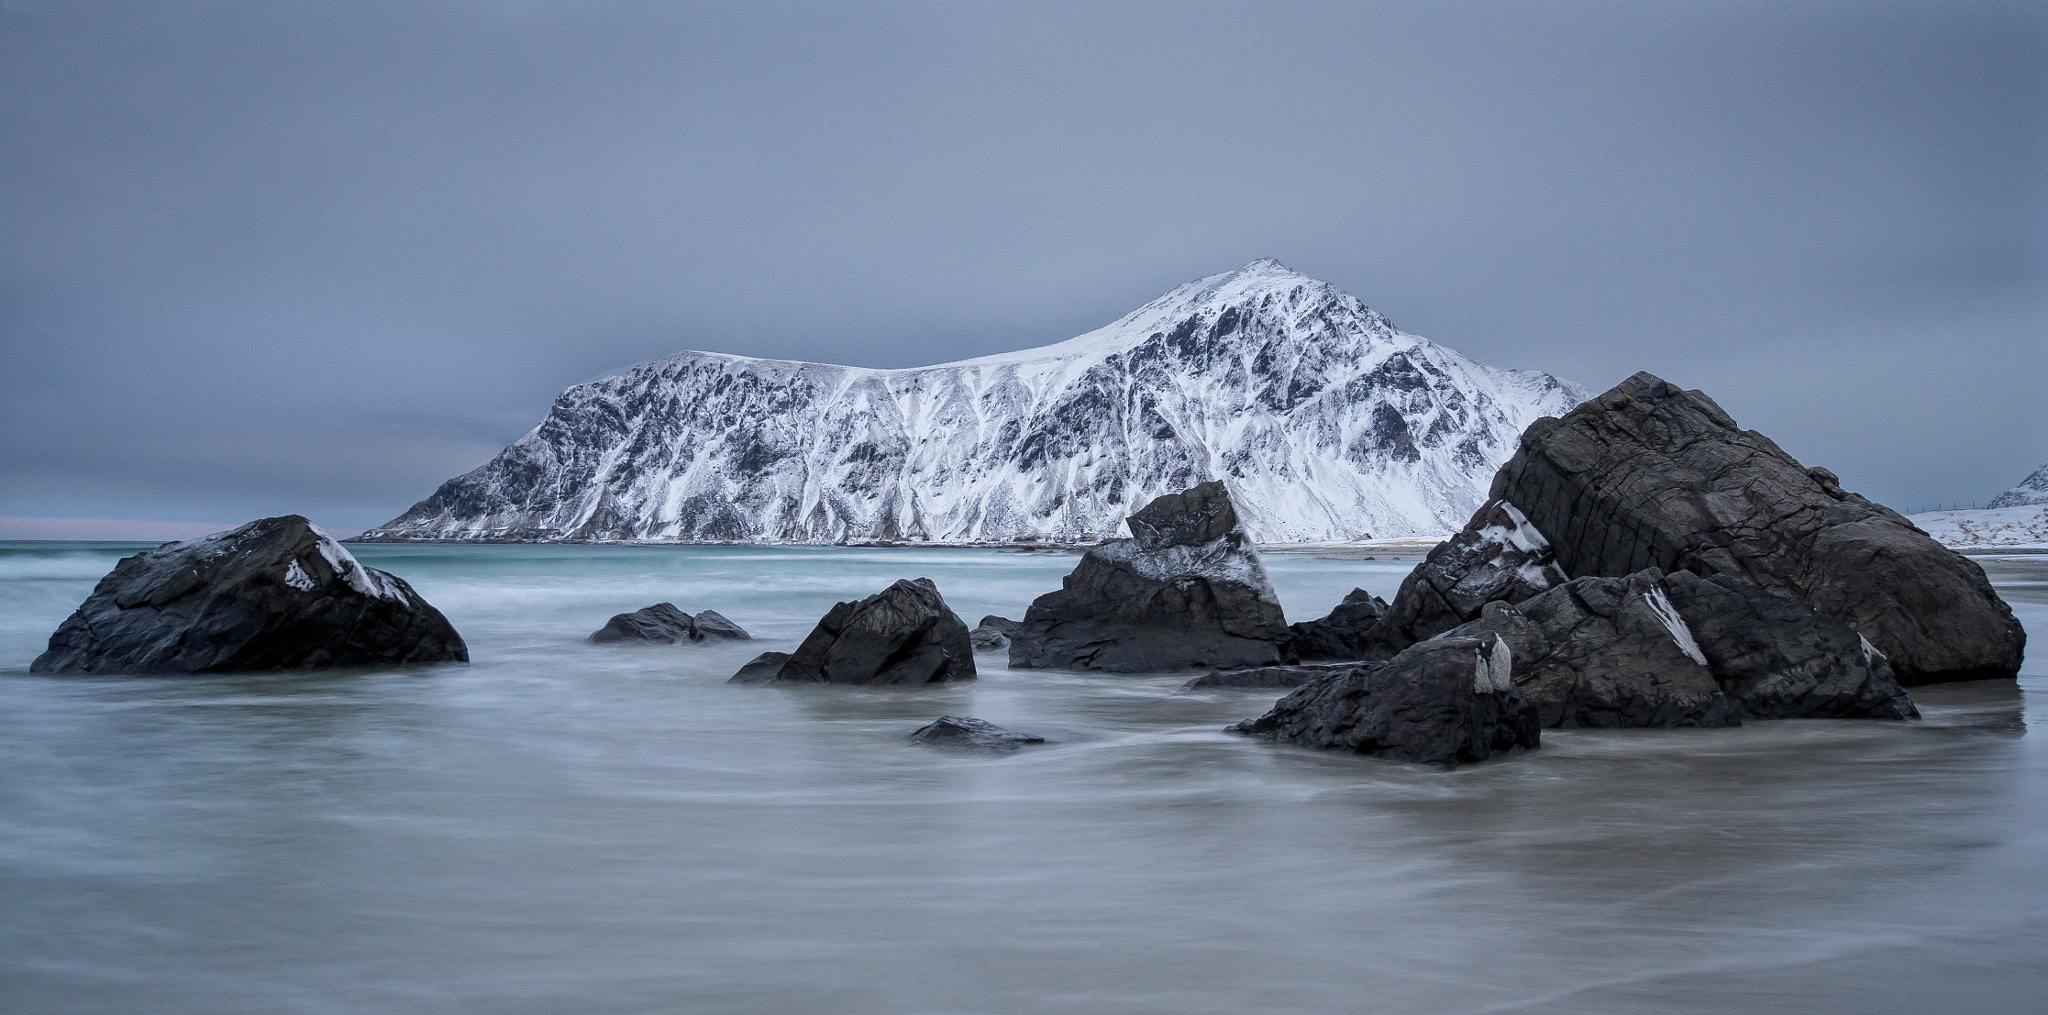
left=1008, top=481, right=1293, bottom=672
left=1287, top=588, right=1391, bottom=661
left=908, top=716, right=1045, bottom=751
left=1229, top=635, right=1539, bottom=766
left=589, top=603, right=750, bottom=644
left=1484, top=371, right=2022, bottom=685
left=728, top=578, right=974, bottom=685
left=31, top=515, right=466, bottom=674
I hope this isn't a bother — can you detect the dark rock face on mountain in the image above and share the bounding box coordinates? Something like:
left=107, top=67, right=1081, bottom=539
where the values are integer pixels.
left=1181, top=662, right=1355, bottom=691
left=1008, top=482, right=1294, bottom=672
left=1229, top=635, right=1539, bottom=767
left=31, top=515, right=467, bottom=675
left=907, top=716, right=1045, bottom=751
left=589, top=604, right=752, bottom=644
left=1482, top=371, right=2023, bottom=685
left=969, top=615, right=1019, bottom=653
left=728, top=578, right=975, bottom=685
left=1371, top=499, right=1568, bottom=652
left=1288, top=588, right=1391, bottom=661
left=356, top=260, right=1582, bottom=545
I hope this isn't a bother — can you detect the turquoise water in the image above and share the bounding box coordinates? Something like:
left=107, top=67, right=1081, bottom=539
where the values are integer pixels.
left=2, top=541, right=2044, bottom=1014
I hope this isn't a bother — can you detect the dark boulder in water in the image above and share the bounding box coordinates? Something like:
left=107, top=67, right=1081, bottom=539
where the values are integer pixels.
left=1230, top=635, right=1539, bottom=767
left=31, top=515, right=466, bottom=675
left=1478, top=371, right=2023, bottom=685
left=727, top=578, right=975, bottom=685
left=1008, top=481, right=1294, bottom=672
left=969, top=615, right=1019, bottom=653
left=908, top=716, right=1045, bottom=751
left=1288, top=587, right=1391, bottom=661
left=1370, top=498, right=1568, bottom=653
left=590, top=603, right=751, bottom=644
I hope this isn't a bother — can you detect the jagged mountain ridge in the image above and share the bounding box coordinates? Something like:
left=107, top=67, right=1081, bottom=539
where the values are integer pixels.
left=358, top=260, right=1584, bottom=544
left=1988, top=462, right=2048, bottom=508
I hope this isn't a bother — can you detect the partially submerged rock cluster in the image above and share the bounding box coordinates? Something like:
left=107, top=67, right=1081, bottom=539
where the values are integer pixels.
left=27, top=372, right=2023, bottom=771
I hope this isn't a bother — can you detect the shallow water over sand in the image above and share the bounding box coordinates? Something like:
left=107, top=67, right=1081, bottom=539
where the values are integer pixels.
left=2, top=542, right=2043, bottom=1014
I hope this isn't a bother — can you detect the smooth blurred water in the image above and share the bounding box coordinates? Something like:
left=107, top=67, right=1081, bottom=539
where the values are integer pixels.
left=2, top=541, right=2043, bottom=1015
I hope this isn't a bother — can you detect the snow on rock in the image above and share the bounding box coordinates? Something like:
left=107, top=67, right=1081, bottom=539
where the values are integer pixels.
left=1988, top=462, right=2048, bottom=509
left=358, top=259, right=1584, bottom=545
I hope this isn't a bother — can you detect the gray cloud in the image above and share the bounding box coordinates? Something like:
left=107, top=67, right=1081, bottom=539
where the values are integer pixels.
left=3, top=0, right=2043, bottom=532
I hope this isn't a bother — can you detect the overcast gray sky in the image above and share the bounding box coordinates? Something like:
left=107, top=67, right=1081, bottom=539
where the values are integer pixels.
left=2, top=0, right=2043, bottom=538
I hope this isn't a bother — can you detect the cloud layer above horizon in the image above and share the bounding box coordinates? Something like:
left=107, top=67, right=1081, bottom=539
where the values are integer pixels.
left=3, top=0, right=2043, bottom=535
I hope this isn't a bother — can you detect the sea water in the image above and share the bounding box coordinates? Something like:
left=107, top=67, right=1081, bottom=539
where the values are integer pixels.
left=1, top=541, right=2043, bottom=1014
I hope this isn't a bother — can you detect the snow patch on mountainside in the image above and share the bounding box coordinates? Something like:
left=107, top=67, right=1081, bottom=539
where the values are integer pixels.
left=359, top=260, right=1583, bottom=545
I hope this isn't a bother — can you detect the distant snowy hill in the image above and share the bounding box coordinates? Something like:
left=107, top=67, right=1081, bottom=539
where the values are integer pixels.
left=1909, top=504, right=2048, bottom=550
left=1988, top=462, right=2048, bottom=508
left=358, top=260, right=1583, bottom=545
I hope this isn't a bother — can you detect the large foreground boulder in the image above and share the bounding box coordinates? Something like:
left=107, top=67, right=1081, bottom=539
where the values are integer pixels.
left=1440, top=570, right=1734, bottom=728
left=1230, top=635, right=1540, bottom=767
left=1370, top=498, right=1569, bottom=651
left=589, top=603, right=750, bottom=644
left=1008, top=481, right=1294, bottom=672
left=728, top=578, right=975, bottom=685
left=31, top=515, right=467, bottom=674
left=1475, top=372, right=2023, bottom=684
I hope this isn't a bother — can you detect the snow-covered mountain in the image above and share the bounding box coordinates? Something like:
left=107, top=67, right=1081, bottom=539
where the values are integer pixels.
left=358, top=260, right=1583, bottom=545
left=1988, top=462, right=2048, bottom=508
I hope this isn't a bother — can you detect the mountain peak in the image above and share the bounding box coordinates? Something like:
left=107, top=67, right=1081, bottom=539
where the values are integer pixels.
left=359, top=264, right=1583, bottom=545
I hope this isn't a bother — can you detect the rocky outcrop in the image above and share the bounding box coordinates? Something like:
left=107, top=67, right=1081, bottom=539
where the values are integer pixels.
left=1007, top=482, right=1294, bottom=672
left=589, top=603, right=751, bottom=644
left=31, top=515, right=467, bottom=675
left=1287, top=588, right=1391, bottom=660
left=1229, top=635, right=1540, bottom=767
left=1475, top=371, right=2023, bottom=685
left=727, top=578, right=975, bottom=685
left=1987, top=462, right=2048, bottom=509
left=969, top=615, right=1019, bottom=653
left=1181, top=662, right=1355, bottom=691
left=908, top=716, right=1045, bottom=751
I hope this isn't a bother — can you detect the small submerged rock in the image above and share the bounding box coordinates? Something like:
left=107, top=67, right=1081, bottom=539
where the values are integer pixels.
left=1181, top=662, right=1357, bottom=691
left=1008, top=481, right=1294, bottom=672
left=969, top=615, right=1019, bottom=653
left=1231, top=635, right=1539, bottom=767
left=728, top=578, right=975, bottom=685
left=589, top=603, right=750, bottom=644
left=31, top=515, right=466, bottom=674
left=908, top=716, right=1045, bottom=751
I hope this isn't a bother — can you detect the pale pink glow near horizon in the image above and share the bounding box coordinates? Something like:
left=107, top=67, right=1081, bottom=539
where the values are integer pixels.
left=0, top=517, right=365, bottom=541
